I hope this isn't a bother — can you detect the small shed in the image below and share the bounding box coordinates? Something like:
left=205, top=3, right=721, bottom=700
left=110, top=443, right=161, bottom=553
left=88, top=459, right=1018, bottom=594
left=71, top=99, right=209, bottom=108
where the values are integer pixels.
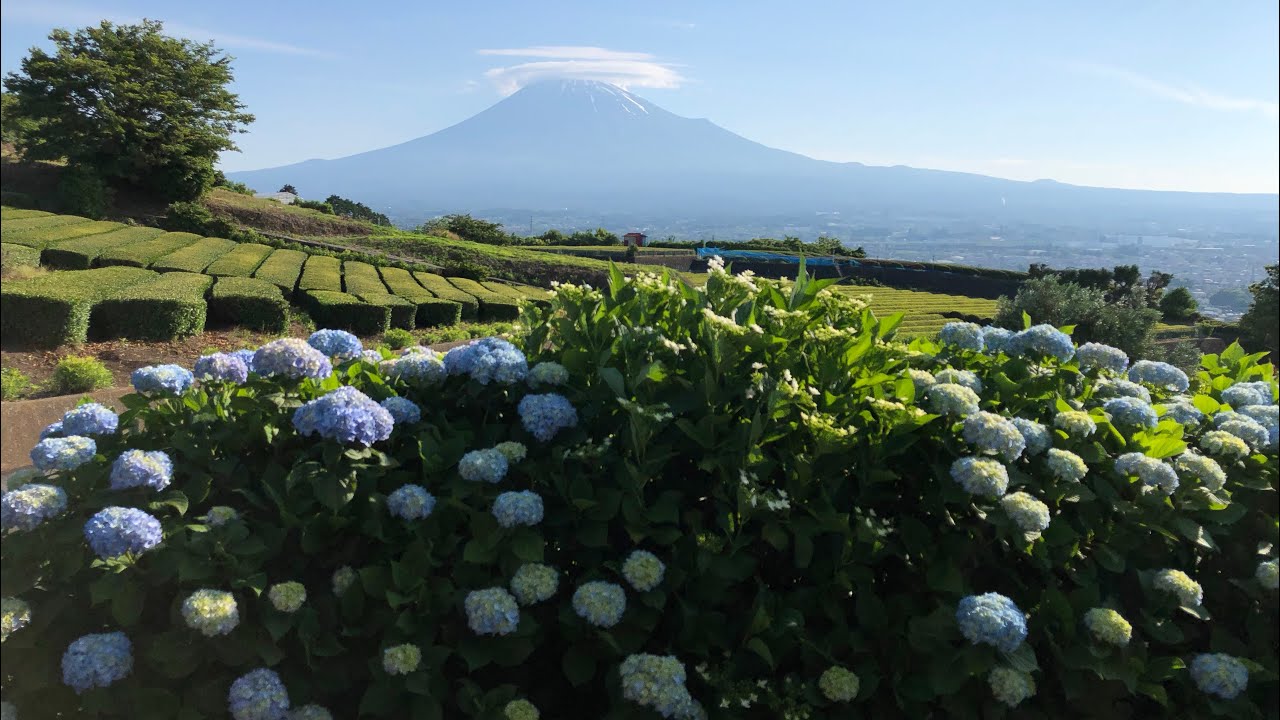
left=623, top=232, right=648, bottom=247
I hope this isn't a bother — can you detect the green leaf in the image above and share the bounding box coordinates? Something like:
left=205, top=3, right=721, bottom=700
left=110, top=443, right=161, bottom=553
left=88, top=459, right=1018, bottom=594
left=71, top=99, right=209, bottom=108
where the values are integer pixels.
left=1003, top=644, right=1040, bottom=673
left=148, top=490, right=189, bottom=517
left=110, top=580, right=145, bottom=626
left=562, top=645, right=596, bottom=686
left=746, top=637, right=775, bottom=669
left=1021, top=311, right=1032, bottom=330
left=599, top=367, right=626, bottom=398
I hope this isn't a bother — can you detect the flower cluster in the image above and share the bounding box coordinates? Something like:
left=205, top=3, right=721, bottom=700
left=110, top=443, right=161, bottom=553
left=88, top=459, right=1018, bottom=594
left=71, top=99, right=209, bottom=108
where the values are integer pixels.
left=332, top=566, right=357, bottom=595
left=1221, top=382, right=1273, bottom=408
left=230, top=348, right=258, bottom=370
left=510, top=563, right=559, bottom=605
left=619, top=654, right=698, bottom=718
left=109, top=449, right=173, bottom=491
left=1046, top=448, right=1088, bottom=482
left=1053, top=410, right=1097, bottom=437
left=962, top=412, right=1026, bottom=462
left=572, top=581, right=626, bottom=628
left=131, top=364, right=194, bottom=395
left=83, top=507, right=162, bottom=559
left=1000, top=492, right=1051, bottom=534
left=1128, top=360, right=1189, bottom=392
left=268, top=582, right=306, bottom=613
left=2, top=597, right=32, bottom=642
left=1008, top=324, right=1075, bottom=362
left=1201, top=430, right=1249, bottom=458
left=307, top=329, right=362, bottom=361
left=182, top=589, right=240, bottom=637
left=2, top=483, right=68, bottom=531
left=61, top=403, right=118, bottom=436
left=444, top=337, right=528, bottom=385
left=927, top=383, right=980, bottom=417
left=1011, top=418, right=1050, bottom=456
left=464, top=588, right=520, bottom=635
left=194, top=352, right=250, bottom=384
left=292, top=387, right=394, bottom=446
left=61, top=632, right=133, bottom=694
left=1114, top=452, right=1179, bottom=494
left=955, top=592, right=1027, bottom=653
left=228, top=667, right=290, bottom=720
left=1173, top=453, right=1226, bottom=491
left=1076, top=342, right=1128, bottom=375
left=907, top=368, right=936, bottom=391
left=252, top=339, right=332, bottom=381
left=1257, top=559, right=1279, bottom=590
left=1095, top=378, right=1151, bottom=402
left=818, top=666, right=860, bottom=702
left=950, top=457, right=1009, bottom=498
left=1083, top=607, right=1131, bottom=647
left=988, top=667, right=1035, bottom=707
left=1153, top=569, right=1203, bottom=607
left=492, top=490, right=544, bottom=528
left=378, top=396, right=421, bottom=424
left=30, top=436, right=96, bottom=472
left=528, top=361, right=569, bottom=387
left=934, top=368, right=983, bottom=393
left=518, top=393, right=579, bottom=441
left=1190, top=654, right=1248, bottom=700
left=387, top=485, right=435, bottom=520
left=938, top=322, right=984, bottom=351
left=459, top=448, right=509, bottom=483
left=389, top=352, right=445, bottom=387
left=495, top=441, right=528, bottom=463
left=623, top=550, right=666, bottom=592
left=382, top=643, right=421, bottom=675
left=1162, top=399, right=1204, bottom=426
left=39, top=420, right=63, bottom=439
left=1218, top=417, right=1271, bottom=451
left=980, top=326, right=1015, bottom=354
left=204, top=506, right=239, bottom=527
left=504, top=699, right=540, bottom=720
left=1103, top=396, right=1158, bottom=428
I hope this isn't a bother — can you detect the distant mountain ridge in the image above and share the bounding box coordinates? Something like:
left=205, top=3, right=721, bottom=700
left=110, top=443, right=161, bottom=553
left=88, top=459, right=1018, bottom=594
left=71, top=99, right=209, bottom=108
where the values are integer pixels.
left=229, top=79, right=1277, bottom=229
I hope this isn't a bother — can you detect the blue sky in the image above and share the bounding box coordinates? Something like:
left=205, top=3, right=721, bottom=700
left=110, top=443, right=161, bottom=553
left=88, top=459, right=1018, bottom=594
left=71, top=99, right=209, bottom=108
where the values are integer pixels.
left=3, top=0, right=1277, bottom=193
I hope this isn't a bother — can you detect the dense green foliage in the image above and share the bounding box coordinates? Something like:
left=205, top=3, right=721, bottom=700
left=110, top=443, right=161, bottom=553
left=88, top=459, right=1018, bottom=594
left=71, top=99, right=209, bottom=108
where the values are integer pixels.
left=1, top=242, right=41, bottom=271
left=298, top=255, right=344, bottom=293
left=2, top=218, right=120, bottom=251
left=54, top=165, right=114, bottom=219
left=163, top=201, right=237, bottom=238
left=204, top=243, right=273, bottom=278
left=1, top=366, right=37, bottom=400
left=97, top=232, right=202, bottom=269
left=92, top=272, right=215, bottom=341
left=996, top=276, right=1161, bottom=359
left=357, top=292, right=432, bottom=330
left=253, top=249, right=308, bottom=295
left=445, top=277, right=520, bottom=320
left=150, top=237, right=237, bottom=274
left=47, top=354, right=113, bottom=394
left=43, top=227, right=164, bottom=270
left=1239, top=265, right=1278, bottom=358
left=324, top=195, right=391, bottom=226
left=1160, top=287, right=1199, bottom=323
left=304, top=289, right=391, bottom=335
left=342, top=261, right=389, bottom=296
left=0, top=266, right=157, bottom=347
left=208, top=276, right=289, bottom=333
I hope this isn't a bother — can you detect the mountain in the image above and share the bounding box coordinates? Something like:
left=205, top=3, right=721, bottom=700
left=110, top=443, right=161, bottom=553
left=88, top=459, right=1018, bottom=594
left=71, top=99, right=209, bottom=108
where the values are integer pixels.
left=229, top=79, right=1277, bottom=229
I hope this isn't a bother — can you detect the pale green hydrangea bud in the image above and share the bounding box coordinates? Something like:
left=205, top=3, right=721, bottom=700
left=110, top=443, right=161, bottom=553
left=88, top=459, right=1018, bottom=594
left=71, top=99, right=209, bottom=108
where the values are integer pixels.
left=818, top=666, right=860, bottom=702
left=2, top=597, right=32, bottom=642
left=268, top=581, right=307, bottom=613
left=1083, top=607, right=1131, bottom=646
left=495, top=441, right=528, bottom=463
left=1153, top=569, right=1202, bottom=607
left=988, top=667, right=1035, bottom=707
left=332, top=566, right=357, bottom=596
left=181, top=589, right=239, bottom=637
left=504, top=699, right=540, bottom=720
left=1257, top=559, right=1279, bottom=591
left=382, top=643, right=421, bottom=675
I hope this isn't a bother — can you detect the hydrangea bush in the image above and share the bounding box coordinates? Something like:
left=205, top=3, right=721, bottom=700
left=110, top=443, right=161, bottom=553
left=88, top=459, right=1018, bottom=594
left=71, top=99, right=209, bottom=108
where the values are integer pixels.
left=1, top=263, right=1276, bottom=719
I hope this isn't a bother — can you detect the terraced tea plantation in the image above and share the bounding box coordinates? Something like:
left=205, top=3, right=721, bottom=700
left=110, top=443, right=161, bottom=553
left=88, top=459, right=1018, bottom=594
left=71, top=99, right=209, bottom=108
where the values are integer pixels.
left=831, top=286, right=1000, bottom=336
left=1, top=208, right=550, bottom=348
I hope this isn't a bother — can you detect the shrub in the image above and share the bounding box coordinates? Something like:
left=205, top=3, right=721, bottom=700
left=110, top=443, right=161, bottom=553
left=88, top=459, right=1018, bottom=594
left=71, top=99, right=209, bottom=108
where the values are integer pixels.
left=342, top=261, right=388, bottom=296
left=96, top=232, right=201, bottom=268
left=1159, top=287, right=1199, bottom=322
left=1, top=366, right=37, bottom=400
left=1239, top=264, right=1278, bottom=358
left=380, top=267, right=465, bottom=326
left=381, top=327, right=415, bottom=350
left=47, top=354, right=113, bottom=394
left=996, top=276, right=1160, bottom=359
left=1, top=264, right=1275, bottom=719
left=356, top=292, right=417, bottom=330
left=252, top=248, right=308, bottom=296
left=298, top=255, right=343, bottom=292
left=208, top=276, right=289, bottom=333
left=445, top=258, right=495, bottom=280
left=1, top=214, right=92, bottom=246
left=163, top=201, right=235, bottom=237
left=42, top=226, right=164, bottom=270
left=412, top=272, right=480, bottom=320
left=54, top=165, right=114, bottom=219
left=0, top=266, right=157, bottom=347
left=294, top=198, right=334, bottom=214
left=149, top=237, right=237, bottom=273
left=2, top=242, right=41, bottom=271
left=91, top=272, right=214, bottom=340
left=304, top=289, right=390, bottom=335
left=203, top=243, right=273, bottom=278
left=447, top=276, right=520, bottom=320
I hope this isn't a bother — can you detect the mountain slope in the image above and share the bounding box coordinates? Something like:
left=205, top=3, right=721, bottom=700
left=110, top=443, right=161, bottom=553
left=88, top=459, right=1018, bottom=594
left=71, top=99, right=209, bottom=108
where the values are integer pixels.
left=229, top=80, right=1277, bottom=227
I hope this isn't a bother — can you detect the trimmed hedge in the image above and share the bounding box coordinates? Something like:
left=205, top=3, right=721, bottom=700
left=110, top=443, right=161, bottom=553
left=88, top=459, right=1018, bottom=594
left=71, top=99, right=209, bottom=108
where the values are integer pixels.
left=379, top=267, right=462, bottom=327
left=208, top=276, right=289, bottom=333
left=1, top=242, right=41, bottom=270
left=253, top=249, right=308, bottom=296
left=412, top=271, right=480, bottom=319
left=0, top=208, right=51, bottom=220
left=0, top=214, right=93, bottom=243
left=298, top=254, right=343, bottom=292
left=42, top=226, right=165, bottom=270
left=341, top=260, right=387, bottom=295
left=355, top=292, right=417, bottom=330
left=0, top=266, right=158, bottom=348
left=304, top=289, right=390, bottom=335
left=96, top=232, right=202, bottom=268
left=482, top=280, right=552, bottom=307
left=204, top=242, right=273, bottom=277
left=446, top=276, right=520, bottom=320
left=1, top=219, right=122, bottom=250
left=151, top=237, right=238, bottom=273
left=91, top=272, right=214, bottom=341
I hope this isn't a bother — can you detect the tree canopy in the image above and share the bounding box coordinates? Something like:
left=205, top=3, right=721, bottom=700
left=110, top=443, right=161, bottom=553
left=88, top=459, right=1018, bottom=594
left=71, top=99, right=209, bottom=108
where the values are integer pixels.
left=3, top=20, right=254, bottom=201
left=1240, top=264, right=1278, bottom=357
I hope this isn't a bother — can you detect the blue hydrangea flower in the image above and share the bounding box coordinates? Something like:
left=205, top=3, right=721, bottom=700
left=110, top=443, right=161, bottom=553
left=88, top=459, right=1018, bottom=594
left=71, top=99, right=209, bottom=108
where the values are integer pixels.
left=981, top=326, right=1015, bottom=354
left=40, top=420, right=64, bottom=440
left=387, top=484, right=435, bottom=521
left=464, top=587, right=520, bottom=635
left=1076, top=342, right=1129, bottom=375
left=229, top=667, right=290, bottom=720
left=1046, top=448, right=1088, bottom=483
left=389, top=353, right=446, bottom=387
left=109, top=450, right=172, bottom=491
left=360, top=349, right=385, bottom=364
left=194, top=353, right=250, bottom=384
left=950, top=457, right=1009, bottom=498
left=1008, top=324, right=1075, bottom=362
left=492, top=490, right=544, bottom=528
left=939, top=322, right=984, bottom=351
left=30, top=435, right=96, bottom=472
left=1174, top=453, right=1226, bottom=492
left=231, top=348, right=258, bottom=371
left=934, top=368, right=983, bottom=394
left=1095, top=378, right=1152, bottom=403
left=988, top=667, right=1035, bottom=707
left=1190, top=654, right=1248, bottom=700
left=1103, top=396, right=1158, bottom=428
left=61, top=403, right=118, bottom=436
left=379, top=396, right=421, bottom=424
left=61, top=632, right=132, bottom=693
left=518, top=393, right=579, bottom=442
left=572, top=581, right=626, bottom=628
left=1238, top=404, right=1279, bottom=425
left=510, top=563, right=559, bottom=605
left=459, top=448, right=509, bottom=483
left=1221, top=382, right=1273, bottom=408
left=956, top=593, right=1027, bottom=653
left=962, top=412, right=1026, bottom=462
left=1128, top=360, right=1189, bottom=392
left=528, top=361, right=570, bottom=388
left=182, top=589, right=240, bottom=637
left=292, top=387, right=394, bottom=446
left=1000, top=492, right=1051, bottom=533
left=907, top=368, right=936, bottom=391
left=927, top=383, right=981, bottom=417
left=1, top=484, right=68, bottom=532
left=1114, top=452, right=1179, bottom=494
left=1257, top=559, right=1279, bottom=590
left=131, top=364, right=194, bottom=395
left=1219, top=417, right=1271, bottom=450
left=619, top=654, right=697, bottom=718
left=307, top=329, right=363, bottom=361
left=252, top=339, right=332, bottom=381
left=1010, top=418, right=1050, bottom=456
left=83, top=507, right=163, bottom=559
left=622, top=550, right=666, bottom=592
left=444, top=338, right=529, bottom=385
left=1162, top=399, right=1204, bottom=426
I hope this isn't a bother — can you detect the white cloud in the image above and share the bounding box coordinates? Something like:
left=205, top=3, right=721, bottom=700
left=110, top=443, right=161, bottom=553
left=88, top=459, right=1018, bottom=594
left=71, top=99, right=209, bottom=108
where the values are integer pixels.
left=1073, top=62, right=1278, bottom=120
left=477, top=45, right=684, bottom=94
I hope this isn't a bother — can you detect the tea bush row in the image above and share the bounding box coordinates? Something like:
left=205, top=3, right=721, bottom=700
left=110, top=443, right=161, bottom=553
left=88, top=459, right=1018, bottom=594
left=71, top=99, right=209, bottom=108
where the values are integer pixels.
left=92, top=272, right=216, bottom=341
left=98, top=232, right=202, bottom=268
left=42, top=226, right=166, bottom=270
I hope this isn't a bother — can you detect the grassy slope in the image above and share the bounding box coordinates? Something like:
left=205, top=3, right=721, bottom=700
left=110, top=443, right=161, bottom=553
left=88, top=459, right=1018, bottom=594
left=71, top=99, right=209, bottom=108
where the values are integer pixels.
left=202, top=189, right=372, bottom=237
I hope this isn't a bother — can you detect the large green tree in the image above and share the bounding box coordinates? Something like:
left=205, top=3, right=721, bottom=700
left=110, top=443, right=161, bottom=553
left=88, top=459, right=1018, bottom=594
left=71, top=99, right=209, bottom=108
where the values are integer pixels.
left=1239, top=264, right=1279, bottom=357
left=3, top=20, right=254, bottom=201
